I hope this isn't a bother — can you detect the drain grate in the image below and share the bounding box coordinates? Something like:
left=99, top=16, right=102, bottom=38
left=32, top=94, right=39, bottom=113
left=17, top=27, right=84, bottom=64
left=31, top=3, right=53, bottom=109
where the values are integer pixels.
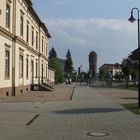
left=87, top=132, right=109, bottom=137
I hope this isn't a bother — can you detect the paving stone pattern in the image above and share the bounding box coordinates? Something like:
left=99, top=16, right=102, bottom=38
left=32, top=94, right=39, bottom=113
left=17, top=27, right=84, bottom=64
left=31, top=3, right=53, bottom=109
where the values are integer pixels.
left=0, top=84, right=140, bottom=140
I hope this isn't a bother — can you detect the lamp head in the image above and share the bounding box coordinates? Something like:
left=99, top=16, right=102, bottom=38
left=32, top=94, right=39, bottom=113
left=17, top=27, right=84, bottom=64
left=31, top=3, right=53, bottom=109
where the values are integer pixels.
left=128, top=12, right=136, bottom=23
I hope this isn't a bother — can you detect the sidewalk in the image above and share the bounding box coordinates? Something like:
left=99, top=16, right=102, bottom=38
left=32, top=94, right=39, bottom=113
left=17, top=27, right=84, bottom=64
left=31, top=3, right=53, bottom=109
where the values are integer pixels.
left=93, top=87, right=138, bottom=104
left=0, top=84, right=74, bottom=103
left=0, top=85, right=140, bottom=140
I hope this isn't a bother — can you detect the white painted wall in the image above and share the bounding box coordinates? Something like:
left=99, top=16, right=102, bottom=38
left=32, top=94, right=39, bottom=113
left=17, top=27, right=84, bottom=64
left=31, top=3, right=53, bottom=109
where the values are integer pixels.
left=0, top=0, right=51, bottom=90
left=0, top=36, right=12, bottom=88
left=0, top=0, right=13, bottom=33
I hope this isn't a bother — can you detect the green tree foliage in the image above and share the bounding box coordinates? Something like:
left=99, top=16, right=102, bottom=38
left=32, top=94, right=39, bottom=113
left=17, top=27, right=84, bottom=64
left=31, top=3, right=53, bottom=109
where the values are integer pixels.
left=49, top=47, right=57, bottom=59
left=48, top=58, right=63, bottom=83
left=48, top=47, right=63, bottom=83
left=99, top=69, right=106, bottom=80
left=113, top=72, right=124, bottom=82
left=122, top=58, right=132, bottom=78
left=122, top=57, right=138, bottom=80
left=64, top=49, right=73, bottom=75
left=122, top=56, right=138, bottom=88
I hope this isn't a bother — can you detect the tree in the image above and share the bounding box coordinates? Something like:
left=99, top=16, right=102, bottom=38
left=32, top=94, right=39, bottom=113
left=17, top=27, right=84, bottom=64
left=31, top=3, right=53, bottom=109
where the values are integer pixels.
left=48, top=47, right=63, bottom=83
left=128, top=53, right=138, bottom=82
left=113, top=72, right=124, bottom=82
left=49, top=47, right=57, bottom=59
left=48, top=58, right=63, bottom=83
left=99, top=69, right=106, bottom=80
left=64, top=49, right=74, bottom=76
left=122, top=57, right=134, bottom=88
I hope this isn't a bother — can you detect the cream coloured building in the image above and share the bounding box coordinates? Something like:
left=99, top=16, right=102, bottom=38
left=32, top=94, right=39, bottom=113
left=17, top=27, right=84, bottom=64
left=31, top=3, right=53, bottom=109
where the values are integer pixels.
left=0, top=0, right=54, bottom=96
left=99, top=63, right=122, bottom=80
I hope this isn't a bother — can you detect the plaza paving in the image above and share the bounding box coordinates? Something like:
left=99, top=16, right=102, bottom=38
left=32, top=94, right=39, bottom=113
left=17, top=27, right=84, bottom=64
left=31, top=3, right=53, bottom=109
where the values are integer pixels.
left=0, top=84, right=73, bottom=102
left=0, top=84, right=140, bottom=140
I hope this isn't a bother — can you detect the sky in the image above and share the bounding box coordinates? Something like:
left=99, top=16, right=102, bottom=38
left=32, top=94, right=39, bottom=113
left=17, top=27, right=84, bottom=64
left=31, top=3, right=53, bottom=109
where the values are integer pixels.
left=32, top=0, right=140, bottom=71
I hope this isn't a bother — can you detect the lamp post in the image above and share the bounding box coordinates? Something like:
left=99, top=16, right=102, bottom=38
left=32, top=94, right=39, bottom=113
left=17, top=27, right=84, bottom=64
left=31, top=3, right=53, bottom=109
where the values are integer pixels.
left=128, top=7, right=140, bottom=107
left=79, top=65, right=82, bottom=86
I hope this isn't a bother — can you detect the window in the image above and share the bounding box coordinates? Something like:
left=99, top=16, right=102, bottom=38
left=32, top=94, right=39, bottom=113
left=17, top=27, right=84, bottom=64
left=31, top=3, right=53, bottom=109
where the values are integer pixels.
left=19, top=55, right=23, bottom=78
left=5, top=50, right=10, bottom=78
left=20, top=15, right=24, bottom=36
left=46, top=64, right=47, bottom=78
left=36, top=32, right=38, bottom=49
left=26, top=21, right=29, bottom=42
left=42, top=36, right=44, bottom=53
left=31, top=26, right=34, bottom=46
left=46, top=44, right=48, bottom=56
left=6, top=4, right=10, bottom=28
left=26, top=57, right=29, bottom=79
left=36, top=61, right=38, bottom=78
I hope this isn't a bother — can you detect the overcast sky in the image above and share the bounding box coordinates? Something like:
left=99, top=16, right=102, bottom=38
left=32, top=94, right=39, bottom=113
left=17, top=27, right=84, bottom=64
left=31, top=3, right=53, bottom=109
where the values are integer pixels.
left=32, top=0, right=140, bottom=71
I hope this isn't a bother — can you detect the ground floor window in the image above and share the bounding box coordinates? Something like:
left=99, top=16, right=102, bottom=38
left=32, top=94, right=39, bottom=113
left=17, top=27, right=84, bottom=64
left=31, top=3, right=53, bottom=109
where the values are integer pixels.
left=26, top=56, right=29, bottom=79
left=36, top=61, right=38, bottom=78
left=46, top=64, right=48, bottom=78
left=19, top=55, right=23, bottom=78
left=5, top=50, right=10, bottom=78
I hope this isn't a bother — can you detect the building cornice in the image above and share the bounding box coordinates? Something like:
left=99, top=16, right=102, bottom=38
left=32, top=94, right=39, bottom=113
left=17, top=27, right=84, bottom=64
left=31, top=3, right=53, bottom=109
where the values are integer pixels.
left=0, top=26, right=14, bottom=41
left=14, top=36, right=28, bottom=47
left=39, top=53, right=48, bottom=62
left=24, top=0, right=32, bottom=6
left=26, top=45, right=39, bottom=56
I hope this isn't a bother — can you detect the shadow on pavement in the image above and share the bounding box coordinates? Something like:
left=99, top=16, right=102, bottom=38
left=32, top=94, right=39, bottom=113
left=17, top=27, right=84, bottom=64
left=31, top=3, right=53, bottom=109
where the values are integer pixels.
left=53, top=107, right=123, bottom=114
left=120, top=97, right=138, bottom=100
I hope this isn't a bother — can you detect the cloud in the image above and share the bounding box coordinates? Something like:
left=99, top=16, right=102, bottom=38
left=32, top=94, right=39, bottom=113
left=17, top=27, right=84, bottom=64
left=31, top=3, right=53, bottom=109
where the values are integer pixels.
left=46, top=18, right=137, bottom=70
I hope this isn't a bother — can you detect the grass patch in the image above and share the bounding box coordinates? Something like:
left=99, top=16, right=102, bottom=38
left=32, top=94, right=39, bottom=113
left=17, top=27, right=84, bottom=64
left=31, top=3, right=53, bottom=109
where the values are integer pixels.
left=123, top=103, right=140, bottom=115
left=117, top=85, right=138, bottom=91
left=99, top=84, right=138, bottom=91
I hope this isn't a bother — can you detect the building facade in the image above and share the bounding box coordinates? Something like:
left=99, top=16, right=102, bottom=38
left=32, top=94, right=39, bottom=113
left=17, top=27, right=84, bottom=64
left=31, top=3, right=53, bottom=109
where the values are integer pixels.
left=89, top=51, right=97, bottom=75
left=99, top=63, right=122, bottom=80
left=0, top=0, right=53, bottom=96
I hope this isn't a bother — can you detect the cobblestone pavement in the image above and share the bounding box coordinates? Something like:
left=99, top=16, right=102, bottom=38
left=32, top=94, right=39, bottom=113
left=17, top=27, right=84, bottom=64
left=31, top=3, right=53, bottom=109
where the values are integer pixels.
left=94, top=87, right=138, bottom=104
left=0, top=84, right=74, bottom=102
left=0, top=84, right=140, bottom=140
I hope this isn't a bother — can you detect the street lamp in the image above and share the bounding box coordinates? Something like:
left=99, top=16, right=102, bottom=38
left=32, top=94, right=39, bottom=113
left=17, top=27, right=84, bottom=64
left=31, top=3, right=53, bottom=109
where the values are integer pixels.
left=128, top=7, right=140, bottom=107
left=78, top=65, right=82, bottom=86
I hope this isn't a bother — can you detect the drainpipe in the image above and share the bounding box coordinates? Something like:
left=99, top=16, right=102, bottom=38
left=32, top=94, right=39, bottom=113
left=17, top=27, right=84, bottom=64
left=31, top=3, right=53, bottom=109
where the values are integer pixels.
left=12, top=0, right=16, bottom=96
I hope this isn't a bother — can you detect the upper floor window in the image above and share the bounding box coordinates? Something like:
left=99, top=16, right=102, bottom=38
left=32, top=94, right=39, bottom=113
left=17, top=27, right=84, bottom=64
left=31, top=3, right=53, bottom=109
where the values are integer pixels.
left=46, top=44, right=48, bottom=56
left=42, top=36, right=44, bottom=53
left=20, top=14, right=24, bottom=37
left=26, top=21, right=29, bottom=42
left=31, top=26, right=34, bottom=46
left=36, top=32, right=38, bottom=49
left=5, top=50, right=10, bottom=78
left=6, top=4, right=10, bottom=28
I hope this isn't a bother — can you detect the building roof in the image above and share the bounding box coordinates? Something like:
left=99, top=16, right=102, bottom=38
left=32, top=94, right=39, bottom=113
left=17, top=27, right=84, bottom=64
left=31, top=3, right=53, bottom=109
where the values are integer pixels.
left=99, top=63, right=122, bottom=70
left=89, top=50, right=97, bottom=56
left=24, top=0, right=51, bottom=38
left=25, top=0, right=32, bottom=6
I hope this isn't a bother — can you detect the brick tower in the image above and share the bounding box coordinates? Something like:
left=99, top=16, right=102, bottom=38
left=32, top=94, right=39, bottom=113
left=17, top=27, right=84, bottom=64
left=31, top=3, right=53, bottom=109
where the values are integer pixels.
left=89, top=51, right=97, bottom=75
